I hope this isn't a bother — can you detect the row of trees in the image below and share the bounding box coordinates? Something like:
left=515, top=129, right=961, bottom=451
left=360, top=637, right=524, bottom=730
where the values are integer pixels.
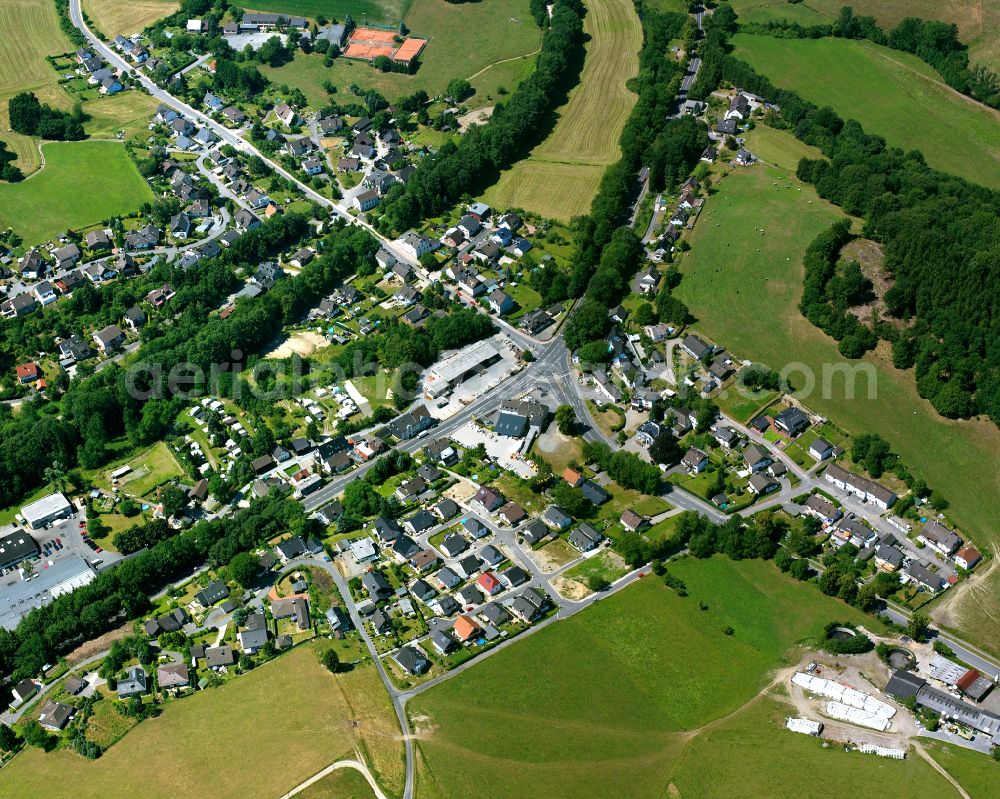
left=0, top=494, right=315, bottom=679
left=0, top=139, right=22, bottom=182
left=376, top=0, right=587, bottom=232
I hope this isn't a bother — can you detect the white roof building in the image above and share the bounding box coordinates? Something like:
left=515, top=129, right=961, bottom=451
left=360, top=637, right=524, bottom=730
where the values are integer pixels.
left=21, top=492, right=73, bottom=529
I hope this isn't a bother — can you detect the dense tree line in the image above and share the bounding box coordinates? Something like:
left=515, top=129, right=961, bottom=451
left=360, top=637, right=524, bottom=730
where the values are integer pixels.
left=569, top=7, right=693, bottom=298
left=8, top=92, right=85, bottom=141
left=0, top=495, right=314, bottom=679
left=376, top=0, right=587, bottom=233
left=692, top=8, right=1000, bottom=424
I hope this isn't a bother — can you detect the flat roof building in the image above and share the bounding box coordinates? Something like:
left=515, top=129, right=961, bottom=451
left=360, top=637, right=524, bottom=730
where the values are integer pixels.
left=21, top=492, right=73, bottom=529
left=0, top=555, right=96, bottom=630
left=0, top=530, right=40, bottom=570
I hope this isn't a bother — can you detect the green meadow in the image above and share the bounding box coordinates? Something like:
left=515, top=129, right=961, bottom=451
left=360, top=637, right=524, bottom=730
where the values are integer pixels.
left=0, top=141, right=153, bottom=244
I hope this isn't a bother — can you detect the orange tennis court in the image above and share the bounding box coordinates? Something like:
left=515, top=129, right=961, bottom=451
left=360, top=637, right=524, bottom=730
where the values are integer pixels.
left=349, top=27, right=398, bottom=44
left=392, top=38, right=427, bottom=63
left=343, top=42, right=395, bottom=59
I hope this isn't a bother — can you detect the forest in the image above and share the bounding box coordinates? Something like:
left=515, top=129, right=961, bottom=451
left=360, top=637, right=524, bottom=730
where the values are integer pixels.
left=693, top=6, right=1000, bottom=424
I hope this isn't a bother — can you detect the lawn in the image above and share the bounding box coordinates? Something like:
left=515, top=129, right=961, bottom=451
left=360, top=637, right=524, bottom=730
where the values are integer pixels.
left=82, top=0, right=178, bottom=37
left=0, top=645, right=404, bottom=799
left=261, top=0, right=541, bottom=107
left=673, top=144, right=1000, bottom=549
left=110, top=441, right=185, bottom=497
left=410, top=556, right=883, bottom=799
left=732, top=33, right=1000, bottom=189
left=483, top=0, right=642, bottom=221
left=82, top=91, right=160, bottom=140
left=0, top=0, right=74, bottom=174
left=0, top=141, right=154, bottom=245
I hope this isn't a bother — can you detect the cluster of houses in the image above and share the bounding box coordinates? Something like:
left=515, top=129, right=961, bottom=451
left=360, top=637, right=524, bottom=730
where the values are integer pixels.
left=432, top=203, right=535, bottom=317
left=72, top=47, right=123, bottom=95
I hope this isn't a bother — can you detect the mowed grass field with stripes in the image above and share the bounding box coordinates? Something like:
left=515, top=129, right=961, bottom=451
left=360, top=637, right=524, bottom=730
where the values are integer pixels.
left=0, top=0, right=74, bottom=174
left=484, top=0, right=643, bottom=220
left=82, top=0, right=178, bottom=38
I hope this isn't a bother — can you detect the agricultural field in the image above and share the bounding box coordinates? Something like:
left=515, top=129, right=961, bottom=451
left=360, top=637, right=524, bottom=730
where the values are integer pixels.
left=409, top=556, right=885, bottom=799
left=82, top=0, right=178, bottom=37
left=0, top=645, right=404, bottom=799
left=484, top=0, right=642, bottom=220
left=0, top=0, right=74, bottom=174
left=673, top=141, right=1000, bottom=550
left=0, top=141, right=154, bottom=245
left=732, top=33, right=1000, bottom=189
left=296, top=768, right=379, bottom=799
left=261, top=0, right=542, bottom=107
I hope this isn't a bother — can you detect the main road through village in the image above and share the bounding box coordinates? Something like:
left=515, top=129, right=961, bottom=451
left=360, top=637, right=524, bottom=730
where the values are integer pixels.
left=64, top=6, right=1000, bottom=799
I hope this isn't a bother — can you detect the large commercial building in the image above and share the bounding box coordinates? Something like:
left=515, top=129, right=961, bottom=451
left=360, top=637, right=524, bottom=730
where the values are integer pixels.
left=425, top=339, right=502, bottom=398
left=0, top=555, right=96, bottom=630
left=0, top=530, right=39, bottom=570
left=20, top=492, right=73, bottom=529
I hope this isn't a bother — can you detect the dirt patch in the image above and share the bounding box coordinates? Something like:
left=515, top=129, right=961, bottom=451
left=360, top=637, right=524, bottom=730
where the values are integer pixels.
left=551, top=575, right=590, bottom=601
left=531, top=429, right=582, bottom=473
left=457, top=105, right=494, bottom=133
left=264, top=331, right=329, bottom=359
left=840, top=238, right=899, bottom=326
left=444, top=478, right=478, bottom=504
left=64, top=623, right=131, bottom=665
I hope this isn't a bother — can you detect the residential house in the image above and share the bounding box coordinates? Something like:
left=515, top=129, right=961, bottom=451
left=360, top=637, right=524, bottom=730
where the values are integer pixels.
left=918, top=520, right=962, bottom=557
left=809, top=438, right=835, bottom=461
left=117, top=666, right=148, bottom=698
left=773, top=407, right=810, bottom=437
left=569, top=523, right=603, bottom=552
left=823, top=464, right=896, bottom=510
left=93, top=324, right=125, bottom=354
left=743, top=444, right=771, bottom=473
left=682, top=448, right=709, bottom=474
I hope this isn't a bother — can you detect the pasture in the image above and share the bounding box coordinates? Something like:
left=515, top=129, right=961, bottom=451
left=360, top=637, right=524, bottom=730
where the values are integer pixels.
left=0, top=141, right=153, bottom=245
left=673, top=147, right=1000, bottom=549
left=732, top=33, right=1000, bottom=189
left=239, top=0, right=413, bottom=22
left=731, top=0, right=1000, bottom=72
left=924, top=740, right=1000, bottom=799
left=82, top=0, right=178, bottom=36
left=0, top=0, right=73, bottom=174
left=409, top=556, right=882, bottom=799
left=0, top=646, right=404, bottom=799
left=666, top=696, right=960, bottom=798
left=483, top=0, right=642, bottom=220
left=261, top=0, right=541, bottom=105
